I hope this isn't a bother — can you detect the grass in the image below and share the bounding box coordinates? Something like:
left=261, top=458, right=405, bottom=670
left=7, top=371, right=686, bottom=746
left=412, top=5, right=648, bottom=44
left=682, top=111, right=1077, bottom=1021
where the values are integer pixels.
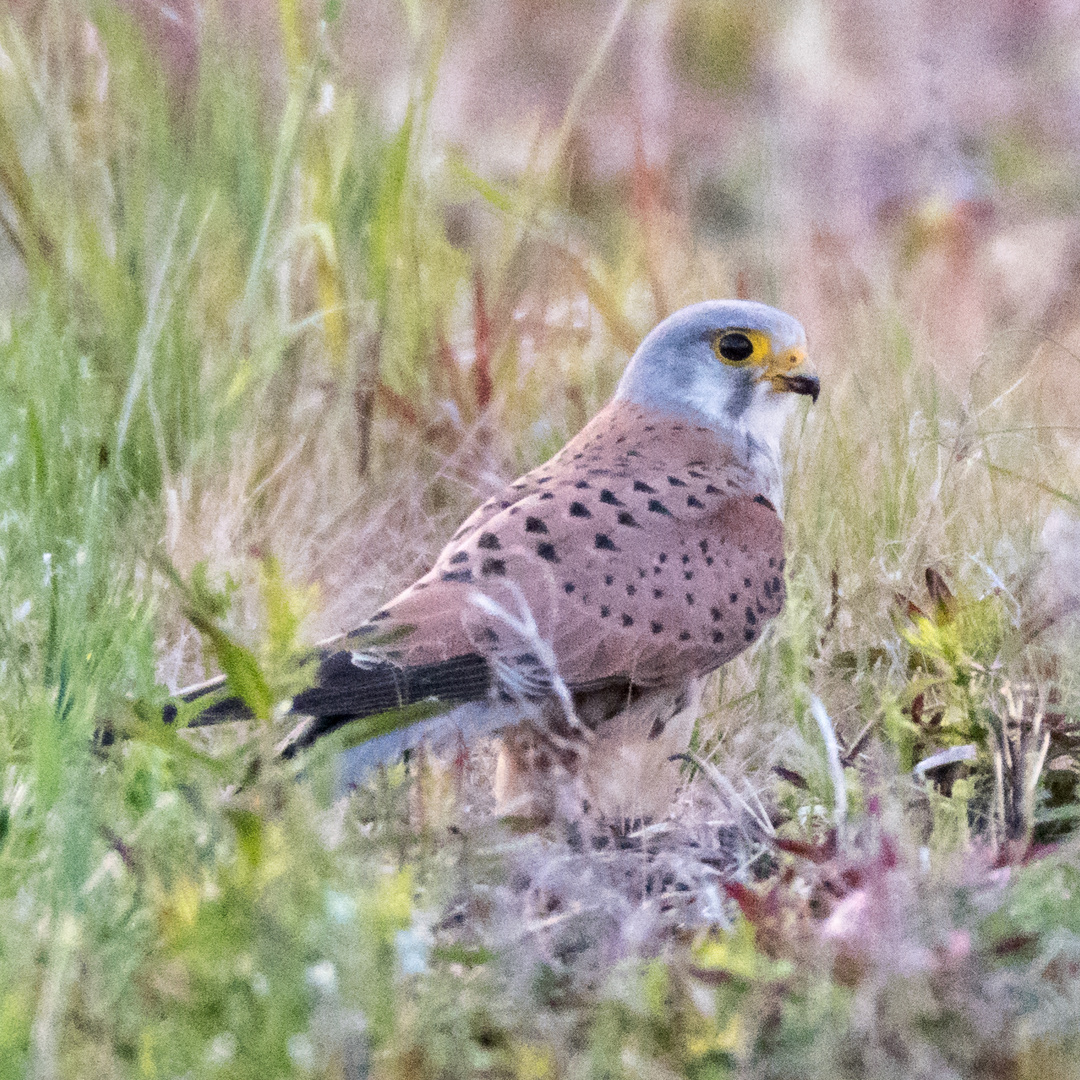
left=3, top=0, right=1080, bottom=1077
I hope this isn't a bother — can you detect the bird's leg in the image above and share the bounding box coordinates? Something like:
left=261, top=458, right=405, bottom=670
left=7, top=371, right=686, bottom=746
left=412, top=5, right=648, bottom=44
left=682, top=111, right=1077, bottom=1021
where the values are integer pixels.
left=494, top=721, right=561, bottom=825
left=494, top=692, right=594, bottom=826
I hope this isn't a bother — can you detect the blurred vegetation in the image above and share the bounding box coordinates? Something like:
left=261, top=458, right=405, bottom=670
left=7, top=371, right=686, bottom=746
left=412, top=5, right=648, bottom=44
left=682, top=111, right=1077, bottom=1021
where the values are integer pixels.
left=3, top=0, right=1080, bottom=1077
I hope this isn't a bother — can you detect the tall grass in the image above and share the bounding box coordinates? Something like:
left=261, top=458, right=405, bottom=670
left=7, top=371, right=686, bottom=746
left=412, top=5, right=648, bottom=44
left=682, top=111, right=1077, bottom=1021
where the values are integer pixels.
left=2, top=0, right=1080, bottom=1077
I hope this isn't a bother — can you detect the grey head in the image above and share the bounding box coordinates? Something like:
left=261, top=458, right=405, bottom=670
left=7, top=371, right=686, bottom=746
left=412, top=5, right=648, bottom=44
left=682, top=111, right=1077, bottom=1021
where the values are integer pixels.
left=614, top=300, right=818, bottom=500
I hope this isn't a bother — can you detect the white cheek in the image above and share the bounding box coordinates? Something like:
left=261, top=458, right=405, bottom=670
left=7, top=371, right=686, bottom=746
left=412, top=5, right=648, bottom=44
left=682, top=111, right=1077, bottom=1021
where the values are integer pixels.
left=732, top=390, right=799, bottom=505
left=744, top=391, right=794, bottom=448
left=678, top=367, right=738, bottom=426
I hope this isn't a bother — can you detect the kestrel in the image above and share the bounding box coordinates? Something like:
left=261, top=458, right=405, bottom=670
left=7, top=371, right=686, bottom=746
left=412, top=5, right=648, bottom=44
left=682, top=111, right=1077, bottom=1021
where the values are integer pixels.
left=189, top=300, right=818, bottom=822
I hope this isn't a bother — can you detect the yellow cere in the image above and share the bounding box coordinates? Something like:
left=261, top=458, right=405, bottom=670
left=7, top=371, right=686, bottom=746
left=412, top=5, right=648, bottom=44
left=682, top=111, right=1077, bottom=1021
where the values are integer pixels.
left=763, top=344, right=808, bottom=378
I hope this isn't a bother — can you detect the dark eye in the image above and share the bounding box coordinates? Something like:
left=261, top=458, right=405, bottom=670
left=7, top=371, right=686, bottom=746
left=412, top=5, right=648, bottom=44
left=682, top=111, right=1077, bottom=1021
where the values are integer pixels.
left=717, top=332, right=754, bottom=363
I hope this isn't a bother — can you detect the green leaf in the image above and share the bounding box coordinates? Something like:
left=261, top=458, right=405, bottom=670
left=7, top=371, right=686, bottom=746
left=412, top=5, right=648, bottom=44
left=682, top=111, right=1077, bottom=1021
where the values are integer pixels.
left=203, top=626, right=274, bottom=721
left=368, top=105, right=414, bottom=314
left=318, top=698, right=455, bottom=752
left=224, top=808, right=263, bottom=871
left=431, top=944, right=493, bottom=968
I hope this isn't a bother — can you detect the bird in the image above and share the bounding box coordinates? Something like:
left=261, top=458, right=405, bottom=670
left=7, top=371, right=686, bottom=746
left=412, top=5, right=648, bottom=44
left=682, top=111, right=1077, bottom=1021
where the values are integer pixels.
left=181, top=300, right=818, bottom=823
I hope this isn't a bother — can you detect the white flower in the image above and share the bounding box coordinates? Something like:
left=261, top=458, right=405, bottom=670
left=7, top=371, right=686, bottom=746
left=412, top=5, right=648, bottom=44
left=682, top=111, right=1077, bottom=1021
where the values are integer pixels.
left=207, top=1032, right=236, bottom=1065
left=287, top=1033, right=315, bottom=1069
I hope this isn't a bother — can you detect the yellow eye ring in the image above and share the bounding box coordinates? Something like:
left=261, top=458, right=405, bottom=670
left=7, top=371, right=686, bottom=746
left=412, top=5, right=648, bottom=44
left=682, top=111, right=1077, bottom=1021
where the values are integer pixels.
left=710, top=328, right=769, bottom=367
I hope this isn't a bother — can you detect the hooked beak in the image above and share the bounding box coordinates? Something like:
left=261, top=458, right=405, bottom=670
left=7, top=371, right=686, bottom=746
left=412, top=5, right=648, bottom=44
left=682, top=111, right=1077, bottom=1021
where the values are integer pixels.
left=762, top=347, right=820, bottom=403
left=773, top=373, right=820, bottom=403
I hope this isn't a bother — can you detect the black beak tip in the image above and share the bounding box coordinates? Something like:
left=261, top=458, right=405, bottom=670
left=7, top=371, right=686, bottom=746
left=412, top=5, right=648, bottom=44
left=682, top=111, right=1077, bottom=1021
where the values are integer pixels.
left=784, top=373, right=820, bottom=403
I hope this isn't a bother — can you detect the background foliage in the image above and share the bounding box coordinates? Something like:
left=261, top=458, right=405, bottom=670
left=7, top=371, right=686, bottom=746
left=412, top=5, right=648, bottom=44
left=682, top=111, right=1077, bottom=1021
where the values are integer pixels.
left=4, top=0, right=1080, bottom=1076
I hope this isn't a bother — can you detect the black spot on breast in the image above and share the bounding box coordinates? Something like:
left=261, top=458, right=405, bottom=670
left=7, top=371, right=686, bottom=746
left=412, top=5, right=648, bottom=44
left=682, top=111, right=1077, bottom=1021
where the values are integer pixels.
left=538, top=476, right=552, bottom=484
left=687, top=495, right=704, bottom=509
left=478, top=532, right=501, bottom=550
left=768, top=557, right=777, bottom=568
left=689, top=470, right=707, bottom=479
left=659, top=553, right=667, bottom=563
left=648, top=500, right=671, bottom=515
left=481, top=558, right=506, bottom=576
left=667, top=476, right=687, bottom=487
left=730, top=592, right=739, bottom=603
left=564, top=581, right=575, bottom=593
left=686, top=593, right=694, bottom=605
left=712, top=630, right=725, bottom=644
left=600, top=605, right=610, bottom=617
left=537, top=543, right=559, bottom=563
left=678, top=631, right=692, bottom=641
left=757, top=602, right=766, bottom=614
left=651, top=621, right=663, bottom=634
left=370, top=610, right=391, bottom=621
left=638, top=568, right=648, bottom=578
left=705, top=557, right=714, bottom=566
left=744, top=578, right=752, bottom=588
left=617, top=511, right=640, bottom=527
left=682, top=554, right=691, bottom=564
left=754, top=494, right=776, bottom=511
left=575, top=480, right=590, bottom=489
left=764, top=581, right=773, bottom=598
left=626, top=584, right=637, bottom=596
left=595, top=534, right=619, bottom=551
left=569, top=501, right=592, bottom=518
left=626, top=449, right=641, bottom=457
left=480, top=626, right=500, bottom=644
left=683, top=570, right=694, bottom=580
left=500, top=501, right=511, bottom=508
left=449, top=551, right=469, bottom=564
left=622, top=614, right=634, bottom=626
left=773, top=576, right=782, bottom=592
left=699, top=540, right=709, bottom=554
left=442, top=568, right=473, bottom=583
left=573, top=453, right=583, bottom=460
left=744, top=627, right=755, bottom=641
left=604, top=574, right=614, bottom=585
left=539, top=492, right=554, bottom=500
left=711, top=607, right=722, bottom=622
left=644, top=425, right=655, bottom=432
left=633, top=480, right=655, bottom=493
left=745, top=607, right=756, bottom=625
left=599, top=489, right=623, bottom=506
left=779, top=558, right=786, bottom=571
left=514, top=652, right=540, bottom=665
left=705, top=484, right=720, bottom=494
left=525, top=517, right=549, bottom=534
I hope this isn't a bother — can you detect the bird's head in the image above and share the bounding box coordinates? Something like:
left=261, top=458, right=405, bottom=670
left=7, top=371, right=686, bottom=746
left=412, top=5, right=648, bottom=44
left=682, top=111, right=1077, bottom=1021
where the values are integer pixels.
left=614, top=300, right=818, bottom=447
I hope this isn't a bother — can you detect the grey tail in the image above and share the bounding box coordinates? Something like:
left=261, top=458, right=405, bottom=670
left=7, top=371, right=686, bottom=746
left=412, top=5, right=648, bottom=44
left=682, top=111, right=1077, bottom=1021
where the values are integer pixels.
left=167, top=650, right=493, bottom=753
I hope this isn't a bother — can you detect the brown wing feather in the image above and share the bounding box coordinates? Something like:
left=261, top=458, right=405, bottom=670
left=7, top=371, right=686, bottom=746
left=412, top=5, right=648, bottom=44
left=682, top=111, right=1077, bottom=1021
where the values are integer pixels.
left=345, top=401, right=785, bottom=694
